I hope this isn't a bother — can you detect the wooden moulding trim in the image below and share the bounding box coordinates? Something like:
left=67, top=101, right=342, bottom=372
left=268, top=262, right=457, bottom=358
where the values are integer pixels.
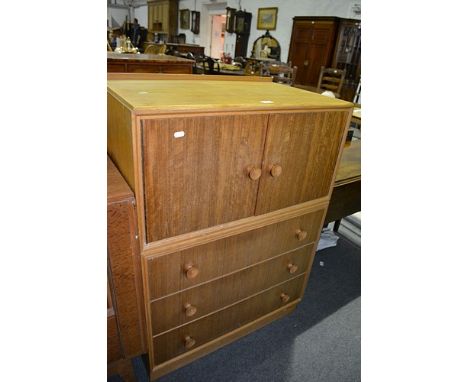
left=131, top=105, right=354, bottom=117
left=141, top=252, right=156, bottom=376
left=151, top=273, right=306, bottom=338
left=150, top=300, right=299, bottom=380
left=141, top=197, right=329, bottom=258
left=148, top=243, right=314, bottom=303
left=334, top=176, right=361, bottom=187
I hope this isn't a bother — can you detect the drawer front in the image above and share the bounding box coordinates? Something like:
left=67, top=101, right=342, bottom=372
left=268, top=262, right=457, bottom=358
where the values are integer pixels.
left=151, top=245, right=313, bottom=335
left=152, top=275, right=304, bottom=365
left=147, top=209, right=324, bottom=299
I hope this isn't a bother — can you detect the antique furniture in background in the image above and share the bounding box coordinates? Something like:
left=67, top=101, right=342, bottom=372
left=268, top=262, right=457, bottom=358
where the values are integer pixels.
left=107, top=75, right=353, bottom=380
left=260, top=61, right=297, bottom=86
left=147, top=0, right=178, bottom=42
left=107, top=52, right=194, bottom=73
left=107, top=157, right=146, bottom=382
left=250, top=31, right=281, bottom=61
left=165, top=42, right=205, bottom=56
left=317, top=66, right=346, bottom=98
left=225, top=7, right=236, bottom=33
left=233, top=9, right=252, bottom=58
left=144, top=43, right=167, bottom=54
left=324, top=139, right=361, bottom=231
left=191, top=11, right=200, bottom=34
left=288, top=16, right=361, bottom=101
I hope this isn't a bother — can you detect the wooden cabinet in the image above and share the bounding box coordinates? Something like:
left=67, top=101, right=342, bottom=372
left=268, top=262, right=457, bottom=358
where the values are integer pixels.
left=107, top=157, right=146, bottom=381
left=107, top=75, right=352, bottom=380
left=107, top=52, right=194, bottom=74
left=147, top=0, right=178, bottom=40
left=288, top=17, right=361, bottom=101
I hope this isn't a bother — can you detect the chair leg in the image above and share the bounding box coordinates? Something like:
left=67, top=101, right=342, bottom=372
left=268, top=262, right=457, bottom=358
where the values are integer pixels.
left=333, top=219, right=341, bottom=232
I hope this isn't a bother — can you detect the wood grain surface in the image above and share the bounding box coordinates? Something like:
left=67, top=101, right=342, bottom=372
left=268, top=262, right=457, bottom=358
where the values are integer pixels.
left=107, top=79, right=353, bottom=114
left=150, top=245, right=313, bottom=335
left=146, top=209, right=324, bottom=299
left=142, top=114, right=268, bottom=242
left=107, top=158, right=146, bottom=358
left=152, top=276, right=305, bottom=365
left=255, top=111, right=349, bottom=214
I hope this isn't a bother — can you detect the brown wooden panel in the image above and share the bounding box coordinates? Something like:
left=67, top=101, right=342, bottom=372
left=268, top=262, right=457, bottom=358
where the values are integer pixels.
left=142, top=114, right=267, bottom=242
left=127, top=63, right=161, bottom=73
left=108, top=63, right=127, bottom=73
left=151, top=245, right=313, bottom=335
left=107, top=315, right=122, bottom=363
left=107, top=94, right=135, bottom=191
left=152, top=276, right=304, bottom=365
left=255, top=111, right=349, bottom=215
left=157, top=64, right=193, bottom=74
left=146, top=209, right=324, bottom=299
left=107, top=159, right=146, bottom=358
left=324, top=180, right=361, bottom=224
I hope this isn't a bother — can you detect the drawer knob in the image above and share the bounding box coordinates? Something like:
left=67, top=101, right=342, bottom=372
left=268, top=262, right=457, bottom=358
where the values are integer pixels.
left=287, top=263, right=298, bottom=274
left=295, top=229, right=307, bottom=241
left=248, top=167, right=262, bottom=180
left=184, top=303, right=197, bottom=317
left=184, top=263, right=199, bottom=279
left=280, top=293, right=290, bottom=303
left=184, top=335, right=196, bottom=349
left=270, top=164, right=282, bottom=177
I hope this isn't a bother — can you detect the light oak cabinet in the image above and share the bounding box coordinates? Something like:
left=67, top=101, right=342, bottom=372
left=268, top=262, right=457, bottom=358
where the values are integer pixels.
left=147, top=0, right=178, bottom=40
left=107, top=76, right=352, bottom=380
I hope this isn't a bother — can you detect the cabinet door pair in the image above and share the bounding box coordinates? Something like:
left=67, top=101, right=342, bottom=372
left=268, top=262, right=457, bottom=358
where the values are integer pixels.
left=141, top=111, right=348, bottom=242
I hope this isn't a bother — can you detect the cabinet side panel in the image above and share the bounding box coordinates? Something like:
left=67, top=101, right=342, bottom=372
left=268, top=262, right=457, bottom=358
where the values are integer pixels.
left=108, top=93, right=135, bottom=191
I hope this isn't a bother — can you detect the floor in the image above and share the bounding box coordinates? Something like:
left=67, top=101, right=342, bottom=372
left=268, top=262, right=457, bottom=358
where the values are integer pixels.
left=110, top=231, right=361, bottom=382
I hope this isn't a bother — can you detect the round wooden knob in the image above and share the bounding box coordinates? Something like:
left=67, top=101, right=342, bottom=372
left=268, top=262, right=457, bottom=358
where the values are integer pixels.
left=184, top=303, right=197, bottom=317
left=248, top=167, right=262, bottom=180
left=270, top=164, right=282, bottom=177
left=184, top=263, right=199, bottom=279
left=287, top=263, right=298, bottom=274
left=184, top=335, right=196, bottom=349
left=295, top=229, right=307, bottom=241
left=280, top=293, right=290, bottom=303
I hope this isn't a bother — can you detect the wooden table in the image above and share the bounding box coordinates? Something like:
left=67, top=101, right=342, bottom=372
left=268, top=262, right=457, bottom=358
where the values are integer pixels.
left=107, top=52, right=194, bottom=74
left=324, top=139, right=361, bottom=230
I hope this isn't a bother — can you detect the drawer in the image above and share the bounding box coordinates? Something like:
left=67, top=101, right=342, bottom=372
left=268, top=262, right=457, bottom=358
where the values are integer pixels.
left=151, top=245, right=313, bottom=335
left=152, top=275, right=304, bottom=365
left=147, top=209, right=324, bottom=299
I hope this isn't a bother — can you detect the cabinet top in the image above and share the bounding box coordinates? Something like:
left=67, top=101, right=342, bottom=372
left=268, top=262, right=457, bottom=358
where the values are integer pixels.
left=107, top=79, right=353, bottom=114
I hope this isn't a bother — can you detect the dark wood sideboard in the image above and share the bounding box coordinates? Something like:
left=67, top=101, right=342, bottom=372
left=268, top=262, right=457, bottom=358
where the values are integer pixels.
left=107, top=52, right=194, bottom=74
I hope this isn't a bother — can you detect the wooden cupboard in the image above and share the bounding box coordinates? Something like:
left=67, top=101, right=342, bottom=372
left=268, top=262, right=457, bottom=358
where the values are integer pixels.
left=107, top=157, right=146, bottom=381
left=107, top=52, right=194, bottom=74
left=147, top=0, right=178, bottom=40
left=288, top=16, right=361, bottom=101
left=107, top=75, right=353, bottom=380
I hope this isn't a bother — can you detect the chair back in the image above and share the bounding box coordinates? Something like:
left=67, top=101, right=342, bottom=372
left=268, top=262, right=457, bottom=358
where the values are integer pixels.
left=260, top=61, right=297, bottom=86
left=144, top=44, right=166, bottom=55
left=317, top=66, right=346, bottom=98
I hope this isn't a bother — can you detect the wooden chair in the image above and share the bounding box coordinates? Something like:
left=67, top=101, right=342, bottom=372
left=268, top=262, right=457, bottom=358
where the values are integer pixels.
left=260, top=61, right=298, bottom=86
left=317, top=66, right=346, bottom=98
left=144, top=44, right=166, bottom=55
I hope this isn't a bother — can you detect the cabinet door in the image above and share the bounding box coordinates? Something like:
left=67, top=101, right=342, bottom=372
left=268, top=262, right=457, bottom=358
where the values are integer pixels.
left=142, top=114, right=267, bottom=242
left=288, top=23, right=313, bottom=84
left=255, top=111, right=349, bottom=215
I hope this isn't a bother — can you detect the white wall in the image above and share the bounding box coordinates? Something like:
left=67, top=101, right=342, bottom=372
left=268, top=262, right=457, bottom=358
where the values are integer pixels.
left=134, top=5, right=148, bottom=28
left=107, top=0, right=148, bottom=29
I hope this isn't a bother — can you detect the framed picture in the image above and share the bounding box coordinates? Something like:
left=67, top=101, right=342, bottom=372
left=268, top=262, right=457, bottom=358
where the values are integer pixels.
left=180, top=9, right=190, bottom=30
left=257, top=7, right=278, bottom=30
left=191, top=11, right=200, bottom=34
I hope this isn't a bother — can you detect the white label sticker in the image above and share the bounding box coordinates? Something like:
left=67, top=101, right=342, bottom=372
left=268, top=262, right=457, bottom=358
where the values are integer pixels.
left=260, top=100, right=274, bottom=104
left=174, top=131, right=185, bottom=138
left=138, top=91, right=148, bottom=94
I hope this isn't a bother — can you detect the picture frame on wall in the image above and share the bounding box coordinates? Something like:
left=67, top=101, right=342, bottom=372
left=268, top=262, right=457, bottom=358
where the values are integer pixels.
left=257, top=7, right=278, bottom=30
left=180, top=9, right=190, bottom=30
left=191, top=11, right=200, bottom=34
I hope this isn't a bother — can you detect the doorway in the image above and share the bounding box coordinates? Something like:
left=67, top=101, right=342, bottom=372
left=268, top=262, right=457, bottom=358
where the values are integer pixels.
left=210, top=14, right=226, bottom=58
